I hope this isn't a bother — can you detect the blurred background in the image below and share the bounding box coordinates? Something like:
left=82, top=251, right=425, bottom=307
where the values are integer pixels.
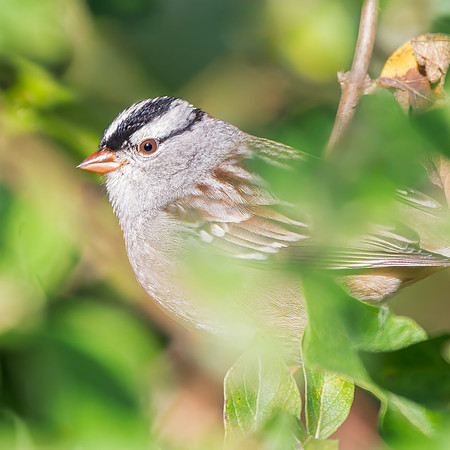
left=0, top=0, right=449, bottom=448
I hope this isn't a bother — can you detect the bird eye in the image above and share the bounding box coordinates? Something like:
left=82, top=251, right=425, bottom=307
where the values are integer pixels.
left=138, top=139, right=158, bottom=155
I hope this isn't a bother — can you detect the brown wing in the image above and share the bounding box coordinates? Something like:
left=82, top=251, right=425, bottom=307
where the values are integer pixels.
left=166, top=135, right=450, bottom=268
left=166, top=146, right=310, bottom=260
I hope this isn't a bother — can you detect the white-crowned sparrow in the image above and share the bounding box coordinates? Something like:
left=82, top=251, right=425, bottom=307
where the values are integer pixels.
left=77, top=97, right=450, bottom=352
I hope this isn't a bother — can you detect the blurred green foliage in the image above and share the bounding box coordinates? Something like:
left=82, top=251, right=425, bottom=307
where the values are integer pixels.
left=0, top=0, right=449, bottom=448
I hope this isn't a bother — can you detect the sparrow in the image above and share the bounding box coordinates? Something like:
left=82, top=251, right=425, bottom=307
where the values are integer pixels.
left=77, top=97, right=450, bottom=352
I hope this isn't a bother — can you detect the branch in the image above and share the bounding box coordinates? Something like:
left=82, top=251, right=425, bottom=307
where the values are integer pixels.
left=325, top=0, right=379, bottom=157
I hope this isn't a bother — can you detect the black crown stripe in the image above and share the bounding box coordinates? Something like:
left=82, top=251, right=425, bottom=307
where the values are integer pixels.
left=101, top=96, right=179, bottom=150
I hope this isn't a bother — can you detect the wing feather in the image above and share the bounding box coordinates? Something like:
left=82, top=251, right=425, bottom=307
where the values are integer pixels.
left=166, top=135, right=450, bottom=269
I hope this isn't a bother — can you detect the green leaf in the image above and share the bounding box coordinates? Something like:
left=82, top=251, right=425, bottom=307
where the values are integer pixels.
left=0, top=411, right=36, bottom=450
left=301, top=273, right=446, bottom=444
left=304, top=365, right=354, bottom=439
left=0, top=299, right=164, bottom=449
left=301, top=273, right=427, bottom=387
left=304, top=437, right=339, bottom=450
left=360, top=335, right=450, bottom=410
left=379, top=393, right=440, bottom=448
left=301, top=276, right=369, bottom=384
left=224, top=347, right=302, bottom=442
left=359, top=310, right=428, bottom=352
left=260, top=412, right=306, bottom=450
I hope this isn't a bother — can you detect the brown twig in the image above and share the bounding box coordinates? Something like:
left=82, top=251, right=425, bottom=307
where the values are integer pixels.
left=325, top=0, right=379, bottom=157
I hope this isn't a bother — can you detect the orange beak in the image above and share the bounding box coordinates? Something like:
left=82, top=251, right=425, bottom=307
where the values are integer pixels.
left=77, top=147, right=126, bottom=174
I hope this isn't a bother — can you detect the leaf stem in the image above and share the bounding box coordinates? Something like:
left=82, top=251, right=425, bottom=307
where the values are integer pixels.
left=325, top=0, right=379, bottom=157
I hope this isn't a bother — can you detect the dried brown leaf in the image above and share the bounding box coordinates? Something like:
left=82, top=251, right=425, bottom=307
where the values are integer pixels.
left=376, top=34, right=450, bottom=112
left=412, top=35, right=450, bottom=83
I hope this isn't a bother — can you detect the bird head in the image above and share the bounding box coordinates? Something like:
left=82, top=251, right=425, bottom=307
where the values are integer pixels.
left=78, top=97, right=242, bottom=221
